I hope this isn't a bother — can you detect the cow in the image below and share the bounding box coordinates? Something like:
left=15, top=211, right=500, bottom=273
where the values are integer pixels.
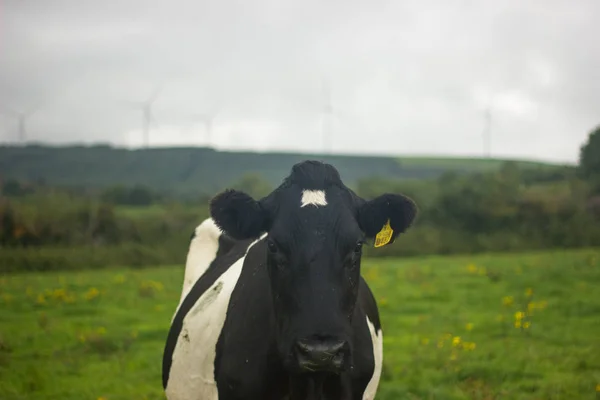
left=162, top=160, right=418, bottom=400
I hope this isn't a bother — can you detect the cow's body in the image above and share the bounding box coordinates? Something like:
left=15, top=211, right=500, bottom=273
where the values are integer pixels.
left=162, top=160, right=417, bottom=400
left=162, top=218, right=383, bottom=399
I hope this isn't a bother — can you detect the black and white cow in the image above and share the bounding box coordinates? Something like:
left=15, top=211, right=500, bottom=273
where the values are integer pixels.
left=162, top=160, right=418, bottom=400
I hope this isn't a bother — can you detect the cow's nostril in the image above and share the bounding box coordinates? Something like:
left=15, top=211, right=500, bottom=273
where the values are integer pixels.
left=296, top=340, right=313, bottom=355
left=294, top=338, right=348, bottom=372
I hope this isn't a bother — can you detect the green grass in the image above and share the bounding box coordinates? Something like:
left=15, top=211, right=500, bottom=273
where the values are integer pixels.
left=1, top=248, right=599, bottom=399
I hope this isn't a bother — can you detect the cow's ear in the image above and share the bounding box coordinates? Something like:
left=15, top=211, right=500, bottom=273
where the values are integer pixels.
left=209, top=189, right=268, bottom=240
left=357, top=193, right=417, bottom=247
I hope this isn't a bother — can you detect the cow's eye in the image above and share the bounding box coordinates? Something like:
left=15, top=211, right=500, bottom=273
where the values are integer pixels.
left=267, top=239, right=278, bottom=254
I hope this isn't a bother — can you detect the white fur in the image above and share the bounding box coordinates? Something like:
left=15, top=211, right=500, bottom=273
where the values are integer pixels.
left=300, top=189, right=327, bottom=207
left=362, top=316, right=383, bottom=400
left=179, top=218, right=223, bottom=304
left=165, top=233, right=267, bottom=400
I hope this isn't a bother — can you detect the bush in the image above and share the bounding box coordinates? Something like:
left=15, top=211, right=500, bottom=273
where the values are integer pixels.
left=0, top=244, right=186, bottom=273
left=2, top=160, right=600, bottom=273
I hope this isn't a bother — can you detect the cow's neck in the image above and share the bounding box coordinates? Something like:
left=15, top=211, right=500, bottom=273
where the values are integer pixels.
left=288, top=373, right=348, bottom=400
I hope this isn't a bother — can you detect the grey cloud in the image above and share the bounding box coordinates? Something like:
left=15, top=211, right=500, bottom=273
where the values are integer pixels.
left=1, top=0, right=598, bottom=162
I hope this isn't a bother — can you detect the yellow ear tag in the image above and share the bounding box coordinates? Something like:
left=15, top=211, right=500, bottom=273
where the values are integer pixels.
left=374, top=219, right=393, bottom=248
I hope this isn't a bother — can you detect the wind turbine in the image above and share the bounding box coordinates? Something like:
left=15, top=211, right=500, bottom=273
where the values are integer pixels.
left=284, top=77, right=363, bottom=155
left=0, top=103, right=42, bottom=145
left=321, top=79, right=334, bottom=154
left=483, top=106, right=492, bottom=158
left=120, top=84, right=163, bottom=148
left=318, top=78, right=367, bottom=154
left=177, top=105, right=220, bottom=147
left=190, top=109, right=219, bottom=146
left=140, top=85, right=163, bottom=148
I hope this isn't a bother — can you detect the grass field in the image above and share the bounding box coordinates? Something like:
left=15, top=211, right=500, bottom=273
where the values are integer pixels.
left=1, top=248, right=599, bottom=400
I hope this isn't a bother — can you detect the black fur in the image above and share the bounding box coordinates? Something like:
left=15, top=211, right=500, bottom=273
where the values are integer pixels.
left=287, top=159, right=343, bottom=189
left=162, top=237, right=254, bottom=388
left=357, top=193, right=418, bottom=244
left=166, top=160, right=418, bottom=399
left=210, top=189, right=267, bottom=240
left=211, top=161, right=418, bottom=248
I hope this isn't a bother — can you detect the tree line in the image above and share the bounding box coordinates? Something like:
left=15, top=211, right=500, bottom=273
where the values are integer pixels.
left=1, top=125, right=599, bottom=272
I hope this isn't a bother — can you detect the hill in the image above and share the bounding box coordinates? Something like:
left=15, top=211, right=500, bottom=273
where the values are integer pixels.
left=0, top=144, right=562, bottom=198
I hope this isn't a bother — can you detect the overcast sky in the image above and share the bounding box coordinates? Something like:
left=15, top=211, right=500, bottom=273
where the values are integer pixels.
left=1, top=0, right=598, bottom=163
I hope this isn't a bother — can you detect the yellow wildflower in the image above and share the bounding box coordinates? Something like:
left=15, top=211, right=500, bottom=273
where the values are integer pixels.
left=420, top=337, right=429, bottom=346
left=84, top=287, right=100, bottom=301
left=452, top=336, right=461, bottom=347
left=523, top=321, right=531, bottom=329
left=466, top=264, right=478, bottom=274
left=465, top=323, right=473, bottom=331
left=502, top=296, right=514, bottom=307
left=36, top=293, right=46, bottom=305
left=462, top=342, right=476, bottom=351
left=525, top=288, right=533, bottom=297
left=52, top=288, right=68, bottom=301
left=514, top=311, right=525, bottom=320
left=139, top=280, right=164, bottom=296
left=514, top=320, right=522, bottom=329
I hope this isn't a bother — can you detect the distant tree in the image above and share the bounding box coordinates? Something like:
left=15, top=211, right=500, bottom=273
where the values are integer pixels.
left=231, top=173, right=273, bottom=199
left=356, top=176, right=437, bottom=217
left=92, top=204, right=121, bottom=244
left=431, top=168, right=521, bottom=233
left=498, top=161, right=521, bottom=183
left=579, top=125, right=600, bottom=178
left=101, top=186, right=127, bottom=204
left=0, top=201, right=17, bottom=245
left=128, top=185, right=155, bottom=206
left=101, top=185, right=156, bottom=206
left=2, top=180, right=24, bottom=196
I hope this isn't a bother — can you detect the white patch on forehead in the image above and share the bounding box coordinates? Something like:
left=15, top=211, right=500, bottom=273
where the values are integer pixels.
left=300, top=189, right=327, bottom=208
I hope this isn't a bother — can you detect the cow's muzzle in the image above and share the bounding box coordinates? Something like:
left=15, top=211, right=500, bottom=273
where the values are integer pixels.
left=293, top=337, right=349, bottom=373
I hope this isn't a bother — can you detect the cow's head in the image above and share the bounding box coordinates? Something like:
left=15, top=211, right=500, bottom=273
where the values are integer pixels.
left=210, top=160, right=417, bottom=375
